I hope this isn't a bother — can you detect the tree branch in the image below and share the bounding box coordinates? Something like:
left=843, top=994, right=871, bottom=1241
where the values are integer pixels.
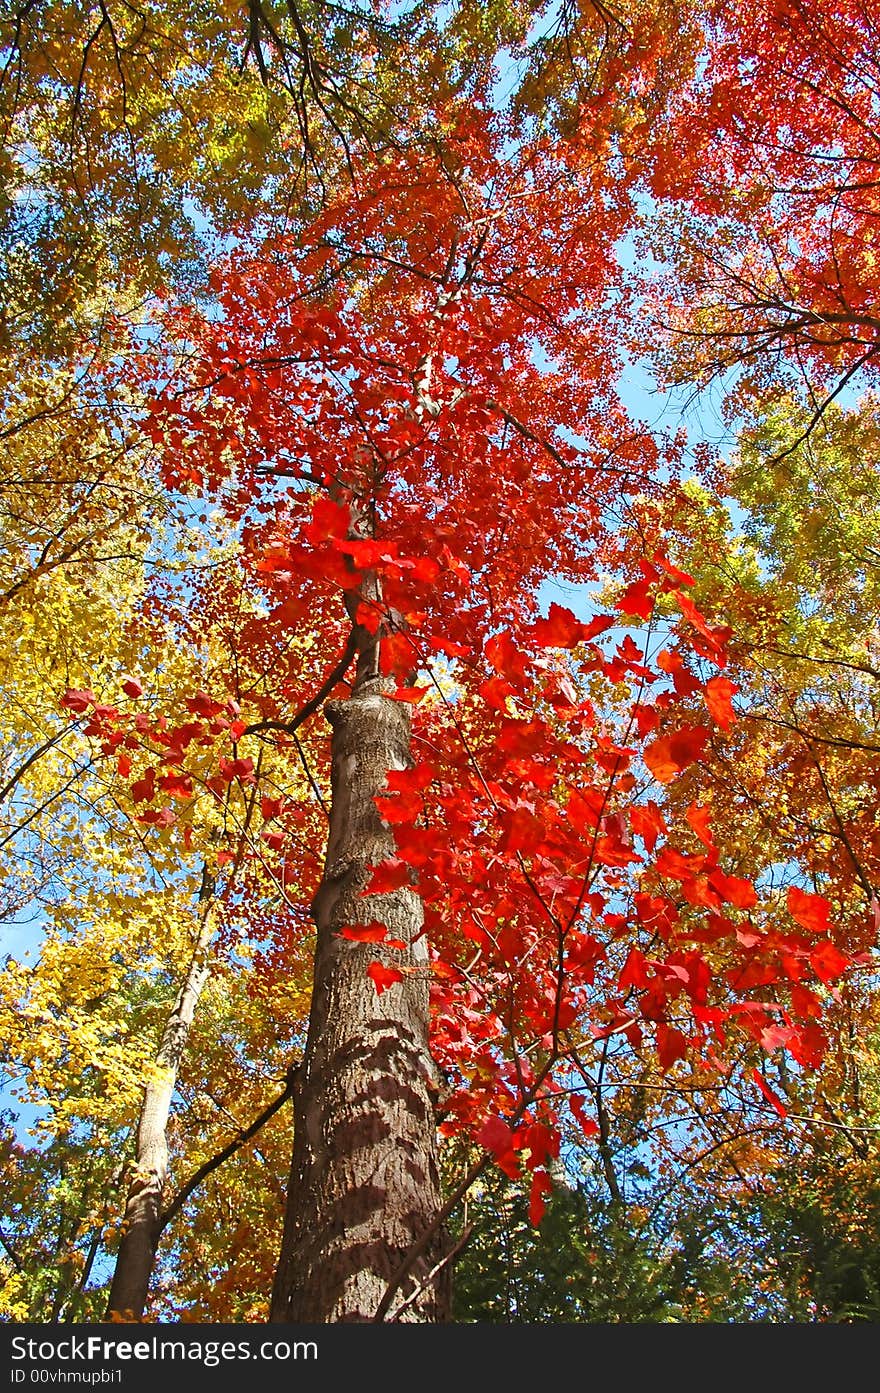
left=158, top=1068, right=299, bottom=1234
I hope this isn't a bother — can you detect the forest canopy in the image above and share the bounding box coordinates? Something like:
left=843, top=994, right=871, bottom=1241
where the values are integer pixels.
left=2, top=0, right=880, bottom=1324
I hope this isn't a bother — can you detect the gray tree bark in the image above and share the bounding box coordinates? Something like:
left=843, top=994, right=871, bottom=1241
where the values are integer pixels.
left=270, top=673, right=448, bottom=1322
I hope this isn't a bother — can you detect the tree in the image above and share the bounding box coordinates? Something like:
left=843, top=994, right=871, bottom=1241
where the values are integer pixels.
left=4, top=0, right=879, bottom=1325
left=0, top=366, right=317, bottom=1320
left=639, top=0, right=880, bottom=442
left=0, top=0, right=558, bottom=381
left=103, top=91, right=857, bottom=1321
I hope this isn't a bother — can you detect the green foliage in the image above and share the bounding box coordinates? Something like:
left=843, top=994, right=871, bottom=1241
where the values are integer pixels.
left=453, top=1176, right=680, bottom=1323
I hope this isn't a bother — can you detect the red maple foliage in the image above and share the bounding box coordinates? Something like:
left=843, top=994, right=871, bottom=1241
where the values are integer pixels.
left=68, top=106, right=855, bottom=1247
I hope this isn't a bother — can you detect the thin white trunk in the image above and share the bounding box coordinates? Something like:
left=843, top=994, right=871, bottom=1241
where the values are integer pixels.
left=106, top=908, right=215, bottom=1319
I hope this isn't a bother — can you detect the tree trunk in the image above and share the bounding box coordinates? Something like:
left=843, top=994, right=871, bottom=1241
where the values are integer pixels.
left=270, top=674, right=448, bottom=1322
left=106, top=911, right=215, bottom=1320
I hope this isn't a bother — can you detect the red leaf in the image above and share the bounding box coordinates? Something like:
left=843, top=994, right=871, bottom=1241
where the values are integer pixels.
left=594, top=820, right=642, bottom=867
left=60, top=688, right=96, bottom=713
left=594, top=739, right=636, bottom=773
left=405, top=556, right=442, bottom=583
left=388, top=685, right=430, bottom=703
left=672, top=590, right=719, bottom=645
left=787, top=1022, right=828, bottom=1070
left=430, top=957, right=460, bottom=981
left=634, top=702, right=659, bottom=736
left=375, top=788, right=423, bottom=824
left=568, top=1093, right=599, bottom=1138
left=338, top=922, right=407, bottom=949
left=477, top=1115, right=514, bottom=1158
left=533, top=602, right=586, bottom=647
left=384, top=764, right=437, bottom=792
left=303, top=496, right=351, bottom=543
left=130, top=768, right=156, bottom=803
left=340, top=923, right=389, bottom=943
left=656, top=647, right=701, bottom=695
left=522, top=1122, right=560, bottom=1170
left=218, top=755, right=255, bottom=783
left=565, top=932, right=605, bottom=975
left=752, top=1068, right=787, bottom=1118
left=653, top=554, right=695, bottom=587
left=367, top=962, right=404, bottom=995
left=736, top=925, right=761, bottom=947
left=685, top=801, right=714, bottom=848
left=439, top=543, right=470, bottom=585
left=787, top=885, right=831, bottom=935
left=581, top=614, right=615, bottom=641
left=566, top=785, right=605, bottom=834
left=478, top=675, right=514, bottom=712
left=339, top=538, right=399, bottom=568
left=790, top=982, right=822, bottom=1020
left=643, top=726, right=710, bottom=783
left=365, top=857, right=412, bottom=894
left=354, top=601, right=383, bottom=634
left=284, top=543, right=359, bottom=588
left=654, top=845, right=705, bottom=881
left=619, top=947, right=649, bottom=990
left=703, top=675, right=738, bottom=731
left=629, top=800, right=667, bottom=853
left=121, top=676, right=144, bottom=698
left=709, top=870, right=757, bottom=909
left=760, top=1024, right=794, bottom=1053
left=656, top=1023, right=688, bottom=1071
left=634, top=892, right=678, bottom=938
left=486, top=630, right=531, bottom=681
left=186, top=691, right=225, bottom=717
left=423, top=632, right=469, bottom=658
left=810, top=939, right=849, bottom=985
left=615, top=575, right=655, bottom=620
left=499, top=806, right=545, bottom=857
left=138, top=804, right=176, bottom=828
left=528, top=1170, right=553, bottom=1228
left=158, top=772, right=193, bottom=800
left=379, top=630, right=418, bottom=678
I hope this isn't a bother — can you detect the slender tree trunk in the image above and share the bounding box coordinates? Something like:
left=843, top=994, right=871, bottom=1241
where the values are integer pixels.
left=270, top=672, right=448, bottom=1322
left=106, top=909, right=215, bottom=1319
